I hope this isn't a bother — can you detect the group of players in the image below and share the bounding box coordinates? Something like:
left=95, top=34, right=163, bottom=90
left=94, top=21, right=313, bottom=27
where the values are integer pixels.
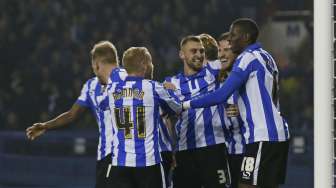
left=26, top=18, right=290, bottom=188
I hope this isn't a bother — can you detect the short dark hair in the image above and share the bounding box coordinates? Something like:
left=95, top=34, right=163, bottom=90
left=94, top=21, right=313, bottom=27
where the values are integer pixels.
left=232, top=18, right=259, bottom=43
left=217, top=32, right=230, bottom=42
left=199, top=33, right=218, bottom=61
left=180, top=35, right=202, bottom=49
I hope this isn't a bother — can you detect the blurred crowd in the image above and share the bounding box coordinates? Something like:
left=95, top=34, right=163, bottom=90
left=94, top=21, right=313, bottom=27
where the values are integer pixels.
left=0, top=0, right=312, bottom=135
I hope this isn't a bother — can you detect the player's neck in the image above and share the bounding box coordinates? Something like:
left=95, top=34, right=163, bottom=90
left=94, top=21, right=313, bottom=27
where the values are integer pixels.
left=184, top=67, right=198, bottom=76
left=128, top=72, right=144, bottom=78
left=100, top=65, right=115, bottom=85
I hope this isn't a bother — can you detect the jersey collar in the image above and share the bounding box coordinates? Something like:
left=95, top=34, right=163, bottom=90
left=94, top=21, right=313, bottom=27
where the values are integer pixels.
left=243, top=42, right=261, bottom=53
left=125, top=76, right=144, bottom=81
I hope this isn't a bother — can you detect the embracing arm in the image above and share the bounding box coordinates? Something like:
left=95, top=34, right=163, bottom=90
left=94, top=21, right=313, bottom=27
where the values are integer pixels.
left=183, top=71, right=246, bottom=109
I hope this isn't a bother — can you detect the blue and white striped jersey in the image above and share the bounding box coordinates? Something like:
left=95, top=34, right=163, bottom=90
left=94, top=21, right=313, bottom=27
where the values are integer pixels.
left=232, top=43, right=289, bottom=143
left=191, top=43, right=289, bottom=144
left=165, top=60, right=228, bottom=151
left=224, top=93, right=245, bottom=155
left=158, top=112, right=173, bottom=152
left=76, top=67, right=127, bottom=161
left=107, top=76, right=181, bottom=167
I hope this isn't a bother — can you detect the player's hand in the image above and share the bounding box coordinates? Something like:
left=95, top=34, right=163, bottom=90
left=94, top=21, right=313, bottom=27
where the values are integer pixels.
left=226, top=104, right=239, bottom=117
left=26, top=123, right=47, bottom=140
left=163, top=82, right=177, bottom=90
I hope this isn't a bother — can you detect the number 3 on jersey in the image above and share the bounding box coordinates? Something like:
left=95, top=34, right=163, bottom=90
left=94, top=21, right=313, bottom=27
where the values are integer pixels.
left=114, top=106, right=146, bottom=139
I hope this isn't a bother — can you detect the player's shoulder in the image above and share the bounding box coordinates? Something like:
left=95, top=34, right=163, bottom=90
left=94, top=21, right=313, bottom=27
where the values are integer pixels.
left=206, top=59, right=221, bottom=70
left=114, top=67, right=127, bottom=74
left=235, top=51, right=258, bottom=70
left=144, top=79, right=161, bottom=86
left=165, top=72, right=183, bottom=82
left=83, top=77, right=99, bottom=86
left=110, top=67, right=127, bottom=81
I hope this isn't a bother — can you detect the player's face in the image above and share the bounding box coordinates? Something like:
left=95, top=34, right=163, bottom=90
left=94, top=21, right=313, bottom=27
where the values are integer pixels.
left=218, top=40, right=231, bottom=63
left=181, top=41, right=205, bottom=72
left=219, top=40, right=237, bottom=63
left=229, top=25, right=245, bottom=54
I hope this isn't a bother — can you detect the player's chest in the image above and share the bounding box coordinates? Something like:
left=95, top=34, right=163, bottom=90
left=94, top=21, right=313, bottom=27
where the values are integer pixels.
left=175, top=75, right=217, bottom=98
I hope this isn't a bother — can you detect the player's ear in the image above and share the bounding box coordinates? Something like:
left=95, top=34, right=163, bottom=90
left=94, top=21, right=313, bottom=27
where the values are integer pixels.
left=96, top=61, right=100, bottom=71
left=179, top=50, right=185, bottom=60
left=243, top=33, right=250, bottom=43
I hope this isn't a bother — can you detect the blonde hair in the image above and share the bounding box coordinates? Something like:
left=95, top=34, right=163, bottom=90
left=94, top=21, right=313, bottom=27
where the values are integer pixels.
left=199, top=33, right=218, bottom=61
left=122, top=47, right=152, bottom=74
left=90, top=41, right=119, bottom=65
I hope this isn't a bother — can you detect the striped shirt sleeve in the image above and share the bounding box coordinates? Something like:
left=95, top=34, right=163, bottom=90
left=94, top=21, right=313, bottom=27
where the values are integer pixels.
left=154, top=82, right=182, bottom=114
left=232, top=52, right=257, bottom=79
left=75, top=80, right=90, bottom=107
left=206, top=60, right=222, bottom=76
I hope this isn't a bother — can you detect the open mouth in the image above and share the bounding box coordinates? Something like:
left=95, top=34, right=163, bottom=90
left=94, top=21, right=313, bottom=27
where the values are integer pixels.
left=220, top=58, right=228, bottom=63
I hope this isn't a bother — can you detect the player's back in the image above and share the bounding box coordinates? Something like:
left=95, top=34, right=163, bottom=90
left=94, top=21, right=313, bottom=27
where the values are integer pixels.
left=108, top=76, right=181, bottom=167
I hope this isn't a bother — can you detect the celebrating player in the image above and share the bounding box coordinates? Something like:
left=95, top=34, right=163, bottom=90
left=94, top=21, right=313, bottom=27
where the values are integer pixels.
left=183, top=18, right=290, bottom=188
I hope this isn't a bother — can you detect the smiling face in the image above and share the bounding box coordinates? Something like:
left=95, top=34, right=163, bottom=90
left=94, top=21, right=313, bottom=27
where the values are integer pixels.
left=180, top=40, right=205, bottom=74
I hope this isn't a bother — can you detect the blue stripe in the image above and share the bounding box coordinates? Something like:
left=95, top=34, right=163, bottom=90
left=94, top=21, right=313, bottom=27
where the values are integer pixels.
left=159, top=118, right=171, bottom=152
left=198, top=76, right=215, bottom=145
left=86, top=79, right=94, bottom=111
left=240, top=85, right=255, bottom=143
left=258, top=52, right=273, bottom=72
left=75, top=100, right=90, bottom=107
left=175, top=119, right=183, bottom=151
left=227, top=118, right=235, bottom=154
left=152, top=82, right=161, bottom=164
left=230, top=91, right=246, bottom=153
left=186, top=109, right=196, bottom=149
left=133, top=80, right=145, bottom=166
left=114, top=82, right=126, bottom=166
left=179, top=76, right=196, bottom=149
left=256, top=64, right=279, bottom=141
left=110, top=68, right=122, bottom=82
left=93, top=83, right=107, bottom=159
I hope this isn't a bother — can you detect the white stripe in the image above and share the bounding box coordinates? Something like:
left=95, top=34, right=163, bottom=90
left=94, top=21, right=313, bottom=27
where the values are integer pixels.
left=207, top=59, right=222, bottom=70
left=237, top=97, right=250, bottom=143
left=246, top=73, right=269, bottom=141
left=160, top=163, right=167, bottom=188
left=226, top=159, right=232, bottom=185
left=238, top=52, right=256, bottom=70
left=253, top=142, right=263, bottom=185
left=231, top=117, right=244, bottom=154
left=194, top=109, right=206, bottom=148
left=106, top=164, right=112, bottom=178
left=211, top=105, right=225, bottom=144
left=103, top=110, right=113, bottom=158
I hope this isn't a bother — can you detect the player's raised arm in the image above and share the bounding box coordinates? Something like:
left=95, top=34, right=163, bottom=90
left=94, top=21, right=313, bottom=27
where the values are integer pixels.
left=26, top=103, right=86, bottom=140
left=26, top=77, right=93, bottom=140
